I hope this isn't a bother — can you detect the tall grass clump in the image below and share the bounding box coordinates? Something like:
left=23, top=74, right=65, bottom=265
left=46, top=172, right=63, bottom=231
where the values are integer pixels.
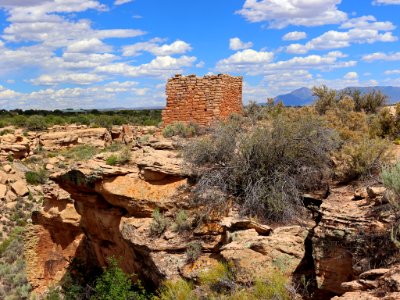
left=184, top=114, right=339, bottom=222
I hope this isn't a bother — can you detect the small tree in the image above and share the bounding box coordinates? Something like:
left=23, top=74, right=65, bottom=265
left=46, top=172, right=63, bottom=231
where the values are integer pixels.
left=313, top=85, right=338, bottom=115
left=92, top=258, right=134, bottom=300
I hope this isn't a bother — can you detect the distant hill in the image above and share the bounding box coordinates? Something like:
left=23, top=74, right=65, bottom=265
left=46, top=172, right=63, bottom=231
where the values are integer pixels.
left=275, top=86, right=400, bottom=106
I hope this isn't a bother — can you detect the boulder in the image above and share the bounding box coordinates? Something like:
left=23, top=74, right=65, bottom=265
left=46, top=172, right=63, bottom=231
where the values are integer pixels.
left=11, top=180, right=29, bottom=197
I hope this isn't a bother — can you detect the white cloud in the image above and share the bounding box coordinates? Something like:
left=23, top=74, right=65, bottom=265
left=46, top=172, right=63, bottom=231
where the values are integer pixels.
left=362, top=52, right=400, bottom=61
left=340, top=15, right=395, bottom=31
left=373, top=0, right=400, bottom=5
left=384, top=69, right=400, bottom=75
left=286, top=18, right=397, bottom=54
left=216, top=49, right=274, bottom=70
left=96, top=55, right=197, bottom=78
left=122, top=39, right=192, bottom=56
left=0, top=81, right=158, bottom=110
left=216, top=50, right=355, bottom=75
left=66, top=38, right=111, bottom=53
left=115, top=0, right=133, bottom=5
left=282, top=31, right=307, bottom=41
left=229, top=37, right=253, bottom=50
left=31, top=73, right=104, bottom=86
left=344, top=71, right=358, bottom=80
left=237, top=0, right=347, bottom=28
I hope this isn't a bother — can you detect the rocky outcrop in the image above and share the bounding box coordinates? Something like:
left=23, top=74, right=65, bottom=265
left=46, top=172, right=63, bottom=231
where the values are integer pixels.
left=26, top=147, right=311, bottom=295
left=39, top=128, right=112, bottom=150
left=0, top=134, right=30, bottom=159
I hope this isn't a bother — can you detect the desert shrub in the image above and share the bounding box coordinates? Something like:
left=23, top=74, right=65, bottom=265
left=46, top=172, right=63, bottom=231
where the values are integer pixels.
left=369, top=108, right=397, bottom=138
left=358, top=89, right=387, bottom=114
left=162, top=122, right=199, bottom=138
left=106, top=146, right=131, bottom=166
left=382, top=162, right=400, bottom=211
left=313, top=85, right=339, bottom=115
left=184, top=114, right=338, bottom=222
left=7, top=153, right=14, bottom=162
left=198, top=262, right=236, bottom=295
left=106, top=155, right=119, bottom=166
left=25, top=115, right=48, bottom=131
left=0, top=227, right=31, bottom=300
left=185, top=241, right=202, bottom=263
left=61, top=145, right=99, bottom=161
left=150, top=209, right=168, bottom=236
left=171, top=210, right=191, bottom=232
left=155, top=279, right=195, bottom=300
left=45, top=286, right=62, bottom=300
left=244, top=101, right=264, bottom=123
left=253, top=271, right=292, bottom=300
left=104, top=142, right=124, bottom=153
left=335, top=137, right=391, bottom=181
left=323, top=101, right=369, bottom=141
left=314, top=86, right=387, bottom=116
left=25, top=169, right=48, bottom=185
left=117, top=145, right=131, bottom=164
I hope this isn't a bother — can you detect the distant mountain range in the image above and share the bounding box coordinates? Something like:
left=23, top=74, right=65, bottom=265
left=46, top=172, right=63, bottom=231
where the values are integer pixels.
left=275, top=86, right=400, bottom=106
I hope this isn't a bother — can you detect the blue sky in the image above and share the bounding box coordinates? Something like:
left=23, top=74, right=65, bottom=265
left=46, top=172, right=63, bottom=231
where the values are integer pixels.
left=0, top=0, right=400, bottom=109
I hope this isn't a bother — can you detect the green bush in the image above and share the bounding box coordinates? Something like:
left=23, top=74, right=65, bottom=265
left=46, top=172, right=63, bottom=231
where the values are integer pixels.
left=91, top=258, right=134, bottom=300
left=314, top=85, right=387, bottom=115
left=171, top=210, right=191, bottom=232
left=382, top=162, right=400, bottom=210
left=184, top=114, right=338, bottom=222
left=25, top=169, right=48, bottom=185
left=335, top=137, right=391, bottom=180
left=106, top=155, right=119, bottom=166
left=185, top=241, right=202, bottom=263
left=155, top=279, right=195, bottom=300
left=162, top=122, right=199, bottom=138
left=150, top=209, right=168, bottom=236
left=105, top=146, right=131, bottom=166
left=25, top=115, right=48, bottom=131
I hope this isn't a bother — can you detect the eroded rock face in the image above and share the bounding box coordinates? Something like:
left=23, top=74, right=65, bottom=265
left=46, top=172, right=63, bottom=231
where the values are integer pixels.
left=26, top=150, right=312, bottom=295
left=0, top=134, right=30, bottom=159
left=312, top=184, right=394, bottom=296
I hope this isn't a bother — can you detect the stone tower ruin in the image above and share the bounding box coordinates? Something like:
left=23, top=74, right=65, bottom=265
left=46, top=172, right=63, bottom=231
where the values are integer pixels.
left=162, top=74, right=243, bottom=126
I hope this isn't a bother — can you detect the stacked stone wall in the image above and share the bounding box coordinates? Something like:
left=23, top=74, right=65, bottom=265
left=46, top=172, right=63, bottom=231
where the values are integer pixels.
left=162, top=74, right=243, bottom=126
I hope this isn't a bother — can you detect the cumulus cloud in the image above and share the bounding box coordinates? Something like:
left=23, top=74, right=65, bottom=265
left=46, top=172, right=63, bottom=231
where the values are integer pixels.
left=362, top=52, right=400, bottom=61
left=217, top=49, right=274, bottom=67
left=344, top=71, right=358, bottom=80
left=229, top=37, right=254, bottom=50
left=340, top=15, right=395, bottom=30
left=237, top=0, right=347, bottom=28
left=216, top=50, right=355, bottom=75
left=66, top=38, right=111, bottom=53
left=96, top=55, right=197, bottom=78
left=286, top=17, right=397, bottom=54
left=122, top=39, right=192, bottom=56
left=282, top=31, right=307, bottom=41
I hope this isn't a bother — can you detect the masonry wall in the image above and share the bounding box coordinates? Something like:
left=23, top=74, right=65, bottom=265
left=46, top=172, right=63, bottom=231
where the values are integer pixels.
left=162, top=74, right=243, bottom=126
